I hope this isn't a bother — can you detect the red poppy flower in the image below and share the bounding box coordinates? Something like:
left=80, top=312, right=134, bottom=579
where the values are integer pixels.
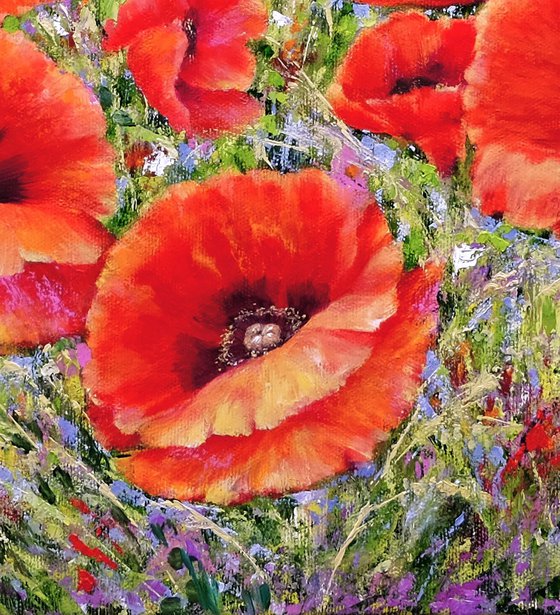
left=84, top=170, right=440, bottom=505
left=0, top=32, right=115, bottom=349
left=103, top=0, right=267, bottom=135
left=327, top=12, right=475, bottom=174
left=464, top=0, right=560, bottom=233
left=76, top=568, right=97, bottom=594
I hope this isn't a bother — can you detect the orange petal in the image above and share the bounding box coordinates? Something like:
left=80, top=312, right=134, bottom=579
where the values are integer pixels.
left=0, top=32, right=115, bottom=220
left=0, top=0, right=45, bottom=17
left=137, top=242, right=402, bottom=447
left=0, top=208, right=113, bottom=276
left=126, top=23, right=192, bottom=132
left=328, top=13, right=475, bottom=174
left=117, top=264, right=441, bottom=504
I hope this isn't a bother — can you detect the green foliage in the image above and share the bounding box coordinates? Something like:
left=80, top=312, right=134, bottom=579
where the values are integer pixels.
left=2, top=0, right=560, bottom=612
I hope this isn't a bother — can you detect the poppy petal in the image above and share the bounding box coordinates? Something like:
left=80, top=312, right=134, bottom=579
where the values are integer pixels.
left=137, top=241, right=402, bottom=448
left=85, top=170, right=440, bottom=504
left=177, top=0, right=267, bottom=91
left=116, top=264, right=440, bottom=504
left=87, top=402, right=142, bottom=450
left=187, top=0, right=267, bottom=42
left=0, top=0, right=45, bottom=17
left=103, top=0, right=191, bottom=51
left=102, top=0, right=265, bottom=134
left=175, top=86, right=263, bottom=135
left=0, top=31, right=115, bottom=347
left=125, top=23, right=192, bottom=132
left=464, top=0, right=560, bottom=232
left=0, top=207, right=113, bottom=277
left=0, top=32, right=115, bottom=221
left=0, top=260, right=111, bottom=351
left=85, top=171, right=398, bottom=436
left=329, top=86, right=466, bottom=175
left=177, top=44, right=258, bottom=92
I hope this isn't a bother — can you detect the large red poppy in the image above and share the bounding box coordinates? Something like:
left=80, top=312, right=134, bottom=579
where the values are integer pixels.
left=327, top=12, right=475, bottom=175
left=0, top=32, right=115, bottom=349
left=464, top=0, right=560, bottom=233
left=103, top=0, right=267, bottom=135
left=84, top=170, right=440, bottom=505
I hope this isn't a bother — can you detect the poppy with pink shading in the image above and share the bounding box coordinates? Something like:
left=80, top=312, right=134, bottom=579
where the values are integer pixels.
left=0, top=32, right=115, bottom=350
left=0, top=0, right=45, bottom=19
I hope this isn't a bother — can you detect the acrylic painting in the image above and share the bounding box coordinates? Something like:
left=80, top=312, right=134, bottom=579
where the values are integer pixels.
left=0, top=0, right=559, bottom=612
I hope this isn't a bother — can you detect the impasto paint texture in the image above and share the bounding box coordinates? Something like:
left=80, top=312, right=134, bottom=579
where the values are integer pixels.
left=84, top=170, right=440, bottom=504
left=0, top=0, right=559, bottom=613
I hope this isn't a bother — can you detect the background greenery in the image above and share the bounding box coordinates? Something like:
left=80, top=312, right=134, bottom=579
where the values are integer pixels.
left=1, top=0, right=560, bottom=613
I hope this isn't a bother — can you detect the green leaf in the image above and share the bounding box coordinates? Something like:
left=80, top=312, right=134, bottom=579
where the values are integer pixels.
left=98, top=0, right=121, bottom=22
left=150, top=523, right=168, bottom=546
left=269, top=91, right=288, bottom=104
left=2, top=15, right=19, bottom=32
left=181, top=550, right=221, bottom=615
left=258, top=583, right=271, bottom=610
left=159, top=597, right=183, bottom=615
left=168, top=547, right=184, bottom=571
left=112, top=110, right=135, bottom=126
left=477, top=231, right=510, bottom=253
left=541, top=296, right=557, bottom=335
left=403, top=227, right=428, bottom=270
left=265, top=70, right=285, bottom=88
left=260, top=114, right=278, bottom=135
left=98, top=86, right=113, bottom=111
left=37, top=477, right=56, bottom=505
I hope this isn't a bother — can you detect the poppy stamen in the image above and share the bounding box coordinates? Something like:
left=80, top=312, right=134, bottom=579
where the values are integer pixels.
left=244, top=322, right=282, bottom=354
left=0, top=156, right=26, bottom=203
left=390, top=76, right=438, bottom=96
left=182, top=16, right=197, bottom=58
left=218, top=305, right=305, bottom=368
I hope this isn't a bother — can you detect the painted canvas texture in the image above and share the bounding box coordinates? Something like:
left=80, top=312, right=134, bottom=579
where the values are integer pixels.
left=0, top=0, right=559, bottom=612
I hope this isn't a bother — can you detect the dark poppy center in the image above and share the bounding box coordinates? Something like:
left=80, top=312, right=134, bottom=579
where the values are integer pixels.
left=176, top=282, right=329, bottom=390
left=390, top=76, right=439, bottom=95
left=217, top=306, right=305, bottom=368
left=0, top=131, right=26, bottom=203
left=182, top=15, right=197, bottom=58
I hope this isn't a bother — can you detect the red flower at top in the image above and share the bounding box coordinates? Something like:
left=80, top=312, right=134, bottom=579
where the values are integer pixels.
left=104, top=0, right=267, bottom=135
left=84, top=170, right=440, bottom=505
left=328, top=12, right=475, bottom=174
left=464, top=0, right=560, bottom=233
left=0, top=32, right=115, bottom=350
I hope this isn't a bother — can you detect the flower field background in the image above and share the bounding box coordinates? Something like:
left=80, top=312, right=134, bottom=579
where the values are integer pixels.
left=1, top=0, right=560, bottom=613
